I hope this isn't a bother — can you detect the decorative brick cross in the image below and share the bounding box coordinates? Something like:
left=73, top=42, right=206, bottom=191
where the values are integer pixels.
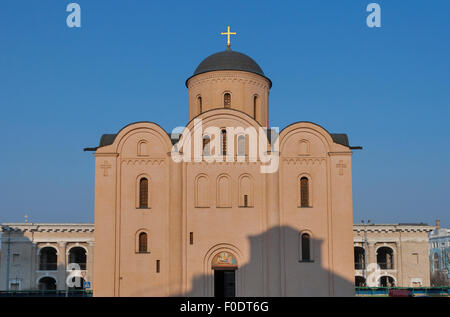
left=100, top=161, right=112, bottom=177
left=336, top=160, right=347, bottom=176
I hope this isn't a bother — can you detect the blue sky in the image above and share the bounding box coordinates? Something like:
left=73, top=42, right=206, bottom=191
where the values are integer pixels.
left=0, top=1, right=449, bottom=226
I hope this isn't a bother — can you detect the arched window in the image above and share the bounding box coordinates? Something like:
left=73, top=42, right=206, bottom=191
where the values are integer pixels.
left=354, top=247, right=365, bottom=270
left=300, top=177, right=310, bottom=207
left=137, top=140, right=148, bottom=156
left=203, top=135, right=211, bottom=156
left=68, top=247, right=87, bottom=270
left=377, top=247, right=394, bottom=269
left=224, top=93, right=231, bottom=108
left=39, top=247, right=57, bottom=271
left=239, top=174, right=253, bottom=207
left=379, top=276, right=395, bottom=287
left=355, top=276, right=366, bottom=287
left=139, top=232, right=148, bottom=253
left=221, top=129, right=227, bottom=156
left=298, top=139, right=310, bottom=155
left=301, top=233, right=311, bottom=261
left=253, top=95, right=258, bottom=119
left=38, top=277, right=57, bottom=291
left=139, top=178, right=149, bottom=208
left=433, top=253, right=440, bottom=270
left=197, top=96, right=202, bottom=113
left=237, top=135, right=245, bottom=157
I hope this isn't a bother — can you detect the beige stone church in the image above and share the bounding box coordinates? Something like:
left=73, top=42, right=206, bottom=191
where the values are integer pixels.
left=88, top=34, right=356, bottom=296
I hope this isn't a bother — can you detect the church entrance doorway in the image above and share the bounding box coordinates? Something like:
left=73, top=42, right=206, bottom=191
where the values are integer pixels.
left=211, top=251, right=238, bottom=297
left=214, top=269, right=235, bottom=297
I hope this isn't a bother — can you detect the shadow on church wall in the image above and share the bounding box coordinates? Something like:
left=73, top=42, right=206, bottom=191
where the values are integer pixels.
left=172, top=225, right=354, bottom=297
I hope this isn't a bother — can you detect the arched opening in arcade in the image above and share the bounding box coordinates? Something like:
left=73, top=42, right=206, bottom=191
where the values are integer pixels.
left=354, top=246, right=365, bottom=269
left=68, top=247, right=87, bottom=270
left=39, top=247, right=57, bottom=271
left=379, top=276, right=395, bottom=287
left=377, top=246, right=394, bottom=270
left=68, top=276, right=86, bottom=291
left=38, top=276, right=57, bottom=291
left=355, top=276, right=366, bottom=287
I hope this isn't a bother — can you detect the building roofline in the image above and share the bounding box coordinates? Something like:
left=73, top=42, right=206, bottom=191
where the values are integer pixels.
left=1, top=223, right=94, bottom=233
left=1, top=223, right=94, bottom=225
left=353, top=223, right=435, bottom=233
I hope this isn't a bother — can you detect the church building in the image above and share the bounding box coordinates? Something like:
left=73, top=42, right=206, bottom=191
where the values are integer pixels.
left=88, top=29, right=356, bottom=296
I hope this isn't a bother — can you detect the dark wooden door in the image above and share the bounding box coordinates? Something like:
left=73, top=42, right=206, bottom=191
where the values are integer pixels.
left=214, top=269, right=236, bottom=297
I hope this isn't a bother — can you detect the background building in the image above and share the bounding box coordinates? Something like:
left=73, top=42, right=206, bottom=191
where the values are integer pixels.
left=0, top=223, right=94, bottom=291
left=429, top=220, right=450, bottom=286
left=353, top=223, right=434, bottom=288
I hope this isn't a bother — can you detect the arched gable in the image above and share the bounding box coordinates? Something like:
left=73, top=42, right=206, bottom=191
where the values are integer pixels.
left=96, top=122, right=172, bottom=156
left=279, top=122, right=336, bottom=157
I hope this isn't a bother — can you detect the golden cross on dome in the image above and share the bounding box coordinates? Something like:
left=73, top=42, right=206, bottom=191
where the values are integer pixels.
left=221, top=26, right=236, bottom=48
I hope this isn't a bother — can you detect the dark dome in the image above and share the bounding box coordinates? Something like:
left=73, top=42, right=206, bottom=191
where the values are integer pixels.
left=186, top=49, right=271, bottom=87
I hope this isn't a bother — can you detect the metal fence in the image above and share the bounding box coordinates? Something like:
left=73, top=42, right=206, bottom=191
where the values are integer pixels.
left=356, top=286, right=450, bottom=297
left=2, top=288, right=448, bottom=297
left=0, top=290, right=92, bottom=297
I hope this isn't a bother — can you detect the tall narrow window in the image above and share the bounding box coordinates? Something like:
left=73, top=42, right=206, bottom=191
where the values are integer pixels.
left=221, top=129, right=227, bottom=155
left=244, top=195, right=248, bottom=207
left=301, top=233, right=311, bottom=261
left=300, top=177, right=309, bottom=207
left=433, top=253, right=440, bottom=270
left=253, top=95, right=258, bottom=119
left=139, top=178, right=149, bottom=208
left=203, top=135, right=211, bottom=156
left=237, top=135, right=245, bottom=157
left=197, top=96, right=202, bottom=114
left=139, top=232, right=148, bottom=253
left=354, top=247, right=365, bottom=270
left=156, top=260, right=160, bottom=273
left=224, top=93, right=231, bottom=108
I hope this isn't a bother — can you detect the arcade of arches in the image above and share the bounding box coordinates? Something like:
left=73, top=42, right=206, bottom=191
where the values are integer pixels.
left=353, top=224, right=433, bottom=287
left=0, top=222, right=435, bottom=291
left=0, top=223, right=94, bottom=291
